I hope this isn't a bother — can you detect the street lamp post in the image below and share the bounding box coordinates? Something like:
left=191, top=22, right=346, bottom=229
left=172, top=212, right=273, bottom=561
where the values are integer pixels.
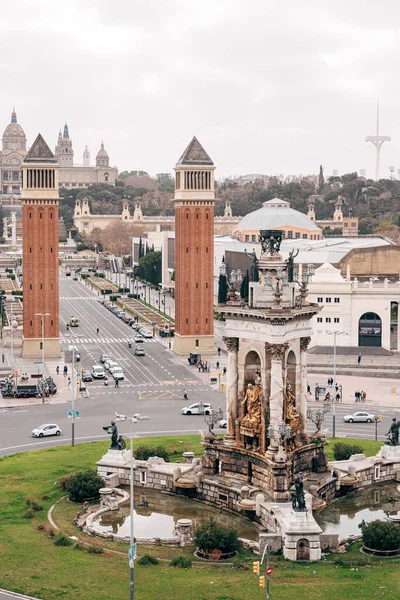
left=115, top=412, right=149, bottom=600
left=34, top=312, right=50, bottom=404
left=326, top=330, right=348, bottom=438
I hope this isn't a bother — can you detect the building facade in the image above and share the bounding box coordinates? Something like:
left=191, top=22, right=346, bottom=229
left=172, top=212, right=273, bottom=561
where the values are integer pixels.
left=21, top=134, right=60, bottom=357
left=0, top=108, right=27, bottom=195
left=55, top=124, right=117, bottom=188
left=173, top=136, right=215, bottom=355
left=307, top=195, right=359, bottom=237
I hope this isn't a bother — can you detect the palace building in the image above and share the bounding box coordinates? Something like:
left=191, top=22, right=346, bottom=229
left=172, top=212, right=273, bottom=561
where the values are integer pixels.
left=0, top=108, right=27, bottom=195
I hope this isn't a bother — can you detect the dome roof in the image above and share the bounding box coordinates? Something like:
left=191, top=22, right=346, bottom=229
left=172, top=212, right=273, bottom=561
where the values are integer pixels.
left=3, top=108, right=26, bottom=140
left=96, top=141, right=109, bottom=158
left=237, top=198, right=321, bottom=231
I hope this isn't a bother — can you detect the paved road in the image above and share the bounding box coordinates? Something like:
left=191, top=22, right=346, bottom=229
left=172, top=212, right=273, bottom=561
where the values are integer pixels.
left=0, top=590, right=39, bottom=600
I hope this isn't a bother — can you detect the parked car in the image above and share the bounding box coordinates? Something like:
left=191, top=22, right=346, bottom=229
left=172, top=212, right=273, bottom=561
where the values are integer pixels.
left=131, top=322, right=140, bottom=329
left=134, top=347, right=145, bottom=356
left=110, top=366, right=124, bottom=380
left=31, top=424, right=62, bottom=438
left=182, top=403, right=212, bottom=415
left=100, top=354, right=111, bottom=364
left=343, top=412, right=376, bottom=423
left=81, top=370, right=93, bottom=382
left=91, top=365, right=106, bottom=379
left=218, top=419, right=227, bottom=428
left=141, top=330, right=153, bottom=339
left=134, top=336, right=144, bottom=343
left=105, top=360, right=119, bottom=372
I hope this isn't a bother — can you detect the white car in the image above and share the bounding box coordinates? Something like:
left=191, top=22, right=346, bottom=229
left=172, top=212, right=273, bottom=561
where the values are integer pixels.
left=110, top=366, right=124, bottom=380
left=343, top=412, right=375, bottom=423
left=182, top=402, right=212, bottom=415
left=92, top=365, right=106, bottom=379
left=218, top=419, right=227, bottom=428
left=32, top=424, right=62, bottom=438
left=105, top=360, right=119, bottom=372
left=141, top=330, right=153, bottom=339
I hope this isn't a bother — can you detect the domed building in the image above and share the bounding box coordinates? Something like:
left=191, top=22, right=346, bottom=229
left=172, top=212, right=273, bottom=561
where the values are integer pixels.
left=233, top=198, right=322, bottom=242
left=55, top=126, right=117, bottom=188
left=0, top=108, right=27, bottom=195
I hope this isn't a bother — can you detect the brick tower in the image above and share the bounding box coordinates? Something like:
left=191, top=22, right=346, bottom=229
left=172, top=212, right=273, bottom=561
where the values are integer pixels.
left=173, top=136, right=215, bottom=356
left=21, top=134, right=60, bottom=357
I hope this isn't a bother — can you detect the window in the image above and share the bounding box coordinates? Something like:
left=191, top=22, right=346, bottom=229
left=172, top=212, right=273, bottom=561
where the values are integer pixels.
left=3, top=172, right=8, bottom=181
left=325, top=317, right=331, bottom=323
left=325, top=297, right=332, bottom=303
left=334, top=297, right=340, bottom=303
left=295, top=232, right=300, bottom=239
left=288, top=231, right=293, bottom=239
left=302, top=233, right=308, bottom=239
left=206, top=247, right=209, bottom=253
left=245, top=235, right=249, bottom=242
left=374, top=465, right=380, bottom=481
left=206, top=318, right=208, bottom=324
left=317, top=317, right=322, bottom=323
left=334, top=317, right=340, bottom=323
left=251, top=235, right=256, bottom=242
left=186, top=213, right=188, bottom=219
left=186, top=247, right=188, bottom=253
left=185, top=318, right=188, bottom=324
left=196, top=213, right=199, bottom=219
left=196, top=283, right=198, bottom=288
left=195, top=339, right=199, bottom=347
left=205, top=282, right=208, bottom=288
left=317, top=297, right=323, bottom=303
left=140, top=472, right=146, bottom=484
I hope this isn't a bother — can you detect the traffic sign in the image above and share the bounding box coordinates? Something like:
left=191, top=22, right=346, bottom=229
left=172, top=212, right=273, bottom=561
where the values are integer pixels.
left=128, top=543, right=137, bottom=567
left=266, top=566, right=272, bottom=576
left=152, top=321, right=156, bottom=326
left=67, top=409, right=81, bottom=419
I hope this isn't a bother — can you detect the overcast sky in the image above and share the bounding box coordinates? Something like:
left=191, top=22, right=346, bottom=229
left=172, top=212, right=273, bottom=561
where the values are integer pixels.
left=2, top=0, right=400, bottom=179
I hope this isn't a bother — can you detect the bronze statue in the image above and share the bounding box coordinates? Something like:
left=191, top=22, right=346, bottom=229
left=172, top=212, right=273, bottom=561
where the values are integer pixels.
left=286, top=248, right=299, bottom=282
left=241, top=382, right=262, bottom=429
left=285, top=383, right=299, bottom=449
left=259, top=230, right=283, bottom=255
left=387, top=418, right=400, bottom=446
left=103, top=420, right=126, bottom=450
left=291, top=472, right=306, bottom=512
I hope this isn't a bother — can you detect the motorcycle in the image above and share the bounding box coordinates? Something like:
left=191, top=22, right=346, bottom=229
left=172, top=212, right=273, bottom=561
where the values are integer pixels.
left=104, top=378, right=109, bottom=387
left=128, top=341, right=132, bottom=348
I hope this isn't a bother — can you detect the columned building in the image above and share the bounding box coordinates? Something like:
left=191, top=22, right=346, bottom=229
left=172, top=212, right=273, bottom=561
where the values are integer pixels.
left=0, top=108, right=27, bottom=195
left=173, top=136, right=216, bottom=355
left=21, top=134, right=60, bottom=357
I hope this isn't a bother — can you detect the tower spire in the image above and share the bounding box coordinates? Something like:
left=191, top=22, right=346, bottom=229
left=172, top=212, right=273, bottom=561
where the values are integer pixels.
left=63, top=122, right=69, bottom=139
left=366, top=100, right=390, bottom=181
left=11, top=107, right=17, bottom=123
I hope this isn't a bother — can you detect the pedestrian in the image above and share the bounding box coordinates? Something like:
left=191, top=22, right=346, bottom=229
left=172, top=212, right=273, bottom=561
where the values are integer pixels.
left=1, top=353, right=4, bottom=363
left=68, top=376, right=71, bottom=387
left=307, top=384, right=311, bottom=395
left=357, top=353, right=362, bottom=365
left=223, top=366, right=227, bottom=375
left=56, top=366, right=59, bottom=375
left=63, top=365, right=68, bottom=376
left=362, top=390, right=366, bottom=402
left=183, top=389, right=188, bottom=400
left=97, top=327, right=100, bottom=335
left=216, top=361, right=220, bottom=369
left=336, top=393, right=340, bottom=402
left=327, top=377, right=331, bottom=386
left=198, top=364, right=202, bottom=372
left=218, top=347, right=221, bottom=356
left=115, top=378, right=119, bottom=388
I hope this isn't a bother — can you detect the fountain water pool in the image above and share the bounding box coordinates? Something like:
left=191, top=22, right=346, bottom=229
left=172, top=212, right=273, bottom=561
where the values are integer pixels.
left=92, top=488, right=259, bottom=541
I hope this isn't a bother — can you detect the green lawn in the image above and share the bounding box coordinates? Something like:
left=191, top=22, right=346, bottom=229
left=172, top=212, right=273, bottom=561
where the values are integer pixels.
left=0, top=436, right=398, bottom=600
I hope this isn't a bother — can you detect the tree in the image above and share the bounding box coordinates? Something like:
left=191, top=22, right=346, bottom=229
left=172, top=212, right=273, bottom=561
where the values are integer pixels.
left=138, top=251, right=162, bottom=285
left=194, top=518, right=240, bottom=554
left=318, top=165, right=324, bottom=192
left=361, top=520, right=400, bottom=551
left=218, top=274, right=228, bottom=304
left=99, top=222, right=142, bottom=255
left=66, top=470, right=104, bottom=503
left=240, top=271, right=249, bottom=302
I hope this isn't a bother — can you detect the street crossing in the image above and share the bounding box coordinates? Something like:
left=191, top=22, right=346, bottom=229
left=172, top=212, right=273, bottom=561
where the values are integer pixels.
left=60, top=335, right=156, bottom=345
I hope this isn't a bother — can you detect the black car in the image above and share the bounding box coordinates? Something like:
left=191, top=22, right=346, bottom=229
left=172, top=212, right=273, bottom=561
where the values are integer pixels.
left=82, top=370, right=93, bottom=382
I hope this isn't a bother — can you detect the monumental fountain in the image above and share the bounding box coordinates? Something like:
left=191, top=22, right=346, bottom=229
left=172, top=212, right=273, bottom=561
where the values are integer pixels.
left=92, top=231, right=400, bottom=561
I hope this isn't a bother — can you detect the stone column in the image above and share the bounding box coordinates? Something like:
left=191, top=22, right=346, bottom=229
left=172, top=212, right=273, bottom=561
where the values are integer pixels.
left=299, top=337, right=311, bottom=440
left=265, top=342, right=288, bottom=452
left=223, top=336, right=239, bottom=445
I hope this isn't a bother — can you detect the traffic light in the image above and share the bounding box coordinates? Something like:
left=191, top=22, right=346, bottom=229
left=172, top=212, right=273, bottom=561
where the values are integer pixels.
left=391, top=387, right=397, bottom=395
left=259, top=576, right=266, bottom=588
left=377, top=414, right=382, bottom=423
left=252, top=561, right=260, bottom=575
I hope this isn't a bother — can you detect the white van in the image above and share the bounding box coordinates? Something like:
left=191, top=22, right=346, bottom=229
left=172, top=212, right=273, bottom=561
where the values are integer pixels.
left=91, top=365, right=106, bottom=379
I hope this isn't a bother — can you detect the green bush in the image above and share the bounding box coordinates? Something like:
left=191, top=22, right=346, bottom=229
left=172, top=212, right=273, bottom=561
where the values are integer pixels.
left=134, top=445, right=169, bottom=462
left=66, top=470, right=104, bottom=503
left=128, top=293, right=140, bottom=299
left=194, top=518, right=240, bottom=554
left=333, top=442, right=364, bottom=461
left=361, top=520, right=400, bottom=551
left=95, top=272, right=105, bottom=278
left=23, top=510, right=34, bottom=519
left=169, top=555, right=192, bottom=568
left=137, top=554, right=159, bottom=565
left=25, top=497, right=43, bottom=511
left=7, top=274, right=16, bottom=280
left=54, top=534, right=73, bottom=547
left=87, top=544, right=104, bottom=554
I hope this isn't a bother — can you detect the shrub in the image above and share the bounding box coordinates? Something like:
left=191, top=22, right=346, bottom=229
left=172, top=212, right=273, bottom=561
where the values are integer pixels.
left=231, top=560, right=245, bottom=570
left=194, top=518, right=240, bottom=554
left=40, top=494, right=50, bottom=501
left=361, top=520, right=400, bottom=551
left=333, top=442, right=364, bottom=461
left=54, top=534, right=73, bottom=547
left=57, top=474, right=74, bottom=490
left=66, top=470, right=104, bottom=503
left=169, top=555, right=192, bottom=568
left=73, top=542, right=84, bottom=551
left=137, top=554, right=159, bottom=565
left=87, top=544, right=104, bottom=554
left=134, top=445, right=169, bottom=462
left=25, top=497, right=43, bottom=511
left=23, top=510, right=34, bottom=519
